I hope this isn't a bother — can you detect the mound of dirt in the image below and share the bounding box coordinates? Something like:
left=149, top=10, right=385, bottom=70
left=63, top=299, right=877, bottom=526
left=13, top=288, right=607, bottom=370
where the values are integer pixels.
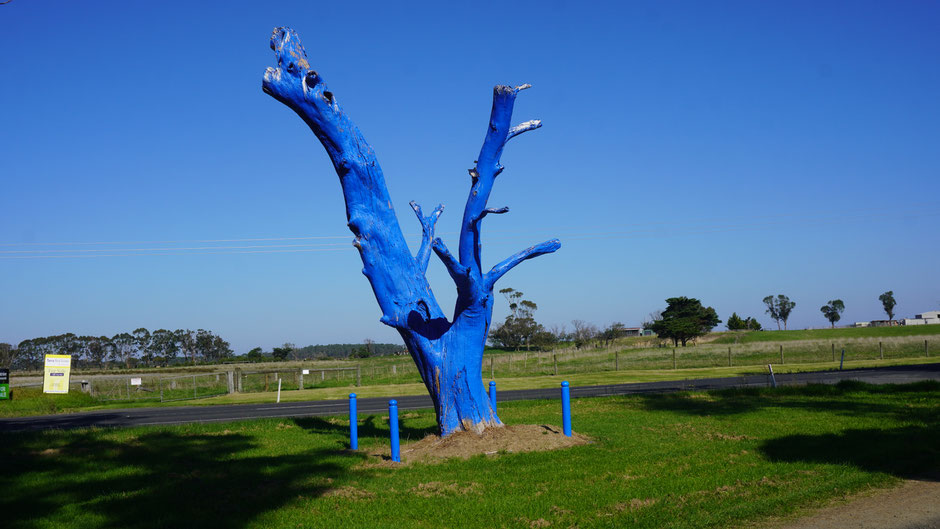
left=367, top=424, right=591, bottom=465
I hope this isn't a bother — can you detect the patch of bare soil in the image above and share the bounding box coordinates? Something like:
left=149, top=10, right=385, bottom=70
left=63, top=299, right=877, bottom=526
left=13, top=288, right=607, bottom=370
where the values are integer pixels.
left=761, top=476, right=940, bottom=529
left=364, top=424, right=590, bottom=466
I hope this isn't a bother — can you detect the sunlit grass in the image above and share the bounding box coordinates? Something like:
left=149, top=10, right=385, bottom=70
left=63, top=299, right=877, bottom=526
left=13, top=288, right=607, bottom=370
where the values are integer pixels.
left=3, top=381, right=937, bottom=529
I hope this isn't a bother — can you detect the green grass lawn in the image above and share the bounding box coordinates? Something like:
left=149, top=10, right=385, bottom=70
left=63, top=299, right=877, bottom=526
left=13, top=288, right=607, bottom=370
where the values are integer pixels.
left=4, top=356, right=937, bottom=416
left=2, top=381, right=937, bottom=529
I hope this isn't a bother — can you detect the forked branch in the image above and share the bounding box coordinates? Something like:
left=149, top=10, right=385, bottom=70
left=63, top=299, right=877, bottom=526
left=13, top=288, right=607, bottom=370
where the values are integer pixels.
left=410, top=201, right=444, bottom=273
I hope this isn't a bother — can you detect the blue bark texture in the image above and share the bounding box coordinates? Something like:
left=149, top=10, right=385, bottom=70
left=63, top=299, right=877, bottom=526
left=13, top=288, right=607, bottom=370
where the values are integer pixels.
left=262, top=27, right=560, bottom=435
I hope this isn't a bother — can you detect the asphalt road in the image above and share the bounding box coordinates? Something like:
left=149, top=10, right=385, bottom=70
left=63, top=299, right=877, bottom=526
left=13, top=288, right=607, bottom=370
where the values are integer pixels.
left=2, top=363, right=937, bottom=433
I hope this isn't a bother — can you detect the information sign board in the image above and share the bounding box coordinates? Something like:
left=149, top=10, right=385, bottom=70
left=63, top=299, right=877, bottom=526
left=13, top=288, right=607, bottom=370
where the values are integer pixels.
left=43, top=354, right=72, bottom=394
left=0, top=368, right=9, bottom=400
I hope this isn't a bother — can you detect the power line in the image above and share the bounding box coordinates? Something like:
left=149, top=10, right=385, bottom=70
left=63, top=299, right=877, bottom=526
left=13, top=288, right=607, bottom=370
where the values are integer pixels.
left=1, top=208, right=936, bottom=260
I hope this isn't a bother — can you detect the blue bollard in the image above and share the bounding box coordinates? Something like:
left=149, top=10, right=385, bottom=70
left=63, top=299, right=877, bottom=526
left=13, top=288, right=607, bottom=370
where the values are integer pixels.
left=349, top=393, right=358, bottom=450
left=561, top=381, right=572, bottom=437
left=489, top=380, right=497, bottom=414
left=389, top=399, right=400, bottom=462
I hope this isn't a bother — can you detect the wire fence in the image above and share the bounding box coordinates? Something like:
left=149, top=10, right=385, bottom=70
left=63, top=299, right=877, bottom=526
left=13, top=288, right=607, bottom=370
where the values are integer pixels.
left=478, top=335, right=938, bottom=378
left=236, top=367, right=361, bottom=393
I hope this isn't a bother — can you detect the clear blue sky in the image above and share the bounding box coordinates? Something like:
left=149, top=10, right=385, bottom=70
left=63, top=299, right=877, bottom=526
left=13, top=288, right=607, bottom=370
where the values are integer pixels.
left=2, top=0, right=938, bottom=352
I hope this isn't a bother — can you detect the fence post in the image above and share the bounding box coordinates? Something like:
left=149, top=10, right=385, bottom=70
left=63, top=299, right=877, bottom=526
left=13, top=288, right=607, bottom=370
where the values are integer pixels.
left=840, top=348, right=845, bottom=370
left=227, top=371, right=234, bottom=394
left=779, top=344, right=784, bottom=364
left=356, top=365, right=362, bottom=387
left=193, top=375, right=197, bottom=399
left=673, top=348, right=677, bottom=370
left=615, top=350, right=619, bottom=371
left=299, top=371, right=304, bottom=390
left=880, top=341, right=883, bottom=360
left=237, top=371, right=243, bottom=393
left=389, top=400, right=400, bottom=463
left=490, top=356, right=494, bottom=379
left=831, top=343, right=835, bottom=362
left=489, top=381, right=497, bottom=414
left=561, top=381, right=571, bottom=437
left=127, top=379, right=131, bottom=400
left=926, top=340, right=930, bottom=358
left=349, top=393, right=358, bottom=450
left=728, top=347, right=732, bottom=367
left=553, top=353, right=558, bottom=376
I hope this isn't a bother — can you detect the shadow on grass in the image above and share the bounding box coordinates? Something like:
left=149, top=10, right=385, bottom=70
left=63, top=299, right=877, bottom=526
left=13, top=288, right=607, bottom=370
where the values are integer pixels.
left=761, top=425, right=940, bottom=479
left=636, top=380, right=940, bottom=422
left=293, top=414, right=439, bottom=448
left=0, top=428, right=360, bottom=529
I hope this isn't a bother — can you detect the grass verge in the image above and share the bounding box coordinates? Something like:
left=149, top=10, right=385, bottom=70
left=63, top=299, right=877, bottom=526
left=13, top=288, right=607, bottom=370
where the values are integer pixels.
left=2, top=381, right=937, bottom=529
left=3, top=356, right=937, bottom=416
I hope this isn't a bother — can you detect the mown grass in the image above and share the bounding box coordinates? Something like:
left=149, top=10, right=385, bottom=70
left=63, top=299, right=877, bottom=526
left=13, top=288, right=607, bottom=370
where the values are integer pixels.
left=2, top=381, right=937, bottom=529
left=4, top=356, right=937, bottom=416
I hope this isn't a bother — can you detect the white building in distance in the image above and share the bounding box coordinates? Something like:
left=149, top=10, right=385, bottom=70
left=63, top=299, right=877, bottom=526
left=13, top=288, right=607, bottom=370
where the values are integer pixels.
left=901, top=310, right=940, bottom=326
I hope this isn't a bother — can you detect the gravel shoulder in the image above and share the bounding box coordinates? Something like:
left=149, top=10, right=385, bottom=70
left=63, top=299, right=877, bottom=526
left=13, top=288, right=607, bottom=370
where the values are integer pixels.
left=762, top=476, right=940, bottom=529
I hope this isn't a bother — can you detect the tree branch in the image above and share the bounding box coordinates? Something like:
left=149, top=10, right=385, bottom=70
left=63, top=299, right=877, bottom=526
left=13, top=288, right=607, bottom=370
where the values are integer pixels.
left=262, top=27, right=446, bottom=329
left=506, top=120, right=542, bottom=143
left=481, top=206, right=509, bottom=218
left=458, top=85, right=541, bottom=277
left=410, top=201, right=444, bottom=273
left=484, top=239, right=561, bottom=290
left=432, top=238, right=470, bottom=288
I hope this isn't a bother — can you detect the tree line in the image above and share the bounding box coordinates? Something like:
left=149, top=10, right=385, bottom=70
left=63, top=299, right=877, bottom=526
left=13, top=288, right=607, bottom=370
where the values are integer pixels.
left=488, top=289, right=905, bottom=350
left=241, top=341, right=406, bottom=363
left=1, top=328, right=232, bottom=371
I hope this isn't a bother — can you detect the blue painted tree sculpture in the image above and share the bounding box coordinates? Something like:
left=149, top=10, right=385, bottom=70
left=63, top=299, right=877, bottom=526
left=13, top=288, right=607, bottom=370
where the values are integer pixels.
left=262, top=28, right=560, bottom=436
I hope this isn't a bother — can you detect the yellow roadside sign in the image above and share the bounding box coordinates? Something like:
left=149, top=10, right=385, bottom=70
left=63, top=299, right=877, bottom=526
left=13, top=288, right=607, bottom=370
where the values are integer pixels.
left=43, top=354, right=72, bottom=394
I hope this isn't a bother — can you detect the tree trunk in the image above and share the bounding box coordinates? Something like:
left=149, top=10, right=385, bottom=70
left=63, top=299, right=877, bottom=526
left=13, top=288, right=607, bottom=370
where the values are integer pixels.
left=263, top=28, right=556, bottom=436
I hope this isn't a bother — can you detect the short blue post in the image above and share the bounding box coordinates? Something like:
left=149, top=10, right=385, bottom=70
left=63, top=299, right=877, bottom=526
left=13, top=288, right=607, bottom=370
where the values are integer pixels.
left=561, top=381, right=572, bottom=437
left=349, top=393, right=358, bottom=450
left=489, top=380, right=497, bottom=414
left=840, top=348, right=845, bottom=370
left=389, top=399, right=400, bottom=463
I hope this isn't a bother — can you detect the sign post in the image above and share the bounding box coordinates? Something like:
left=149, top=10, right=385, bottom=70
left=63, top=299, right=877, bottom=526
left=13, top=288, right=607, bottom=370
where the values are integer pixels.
left=43, top=354, right=72, bottom=394
left=0, top=368, right=9, bottom=400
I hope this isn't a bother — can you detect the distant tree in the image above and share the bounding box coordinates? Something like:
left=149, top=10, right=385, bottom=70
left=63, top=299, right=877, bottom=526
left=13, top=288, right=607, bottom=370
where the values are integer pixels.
left=0, top=342, right=15, bottom=368
left=879, top=291, right=896, bottom=321
left=601, top=322, right=627, bottom=346
left=150, top=329, right=178, bottom=366
left=763, top=295, right=796, bottom=330
left=643, top=310, right=663, bottom=331
left=820, top=299, right=845, bottom=328
left=132, top=328, right=152, bottom=367
left=727, top=313, right=762, bottom=331
left=272, top=343, right=295, bottom=362
left=649, top=297, right=721, bottom=347
left=489, top=288, right=545, bottom=350
left=726, top=312, right=746, bottom=330
left=14, top=339, right=40, bottom=370
left=246, top=347, right=264, bottom=363
left=110, top=332, right=136, bottom=368
left=81, top=336, right=110, bottom=368
left=570, top=320, right=599, bottom=349
left=176, top=329, right=198, bottom=365
left=212, top=335, right=233, bottom=361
